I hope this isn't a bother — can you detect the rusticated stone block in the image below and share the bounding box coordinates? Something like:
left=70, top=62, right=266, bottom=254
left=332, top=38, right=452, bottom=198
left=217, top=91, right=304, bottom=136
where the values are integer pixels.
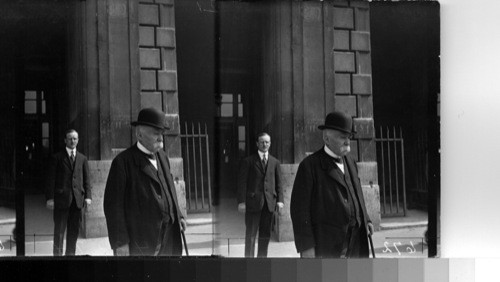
left=351, top=31, right=370, bottom=52
left=356, top=51, right=372, bottom=75
left=334, top=51, right=355, bottom=73
left=165, top=114, right=180, bottom=135
left=165, top=92, right=179, bottom=114
left=84, top=160, right=112, bottom=238
left=158, top=71, right=177, bottom=91
left=157, top=27, right=175, bottom=48
left=353, top=118, right=375, bottom=139
left=358, top=139, right=377, bottom=162
left=140, top=91, right=162, bottom=109
left=350, top=0, right=369, bottom=9
left=139, top=4, right=159, bottom=26
left=335, top=73, right=351, bottom=94
left=276, top=164, right=298, bottom=242
left=165, top=135, right=182, bottom=158
left=162, top=49, right=177, bottom=70
left=174, top=180, right=187, bottom=218
left=361, top=183, right=381, bottom=230
left=139, top=26, right=155, bottom=46
left=333, top=0, right=349, bottom=7
left=160, top=4, right=175, bottom=28
left=140, top=48, right=161, bottom=69
left=156, top=0, right=174, bottom=5
left=168, top=157, right=184, bottom=180
left=334, top=30, right=349, bottom=50
left=347, top=139, right=358, bottom=161
left=357, top=161, right=378, bottom=185
left=353, top=74, right=372, bottom=95
left=140, top=70, right=156, bottom=90
left=354, top=6, right=370, bottom=32
left=333, top=7, right=354, bottom=29
left=357, top=95, right=373, bottom=117
left=335, top=95, right=357, bottom=117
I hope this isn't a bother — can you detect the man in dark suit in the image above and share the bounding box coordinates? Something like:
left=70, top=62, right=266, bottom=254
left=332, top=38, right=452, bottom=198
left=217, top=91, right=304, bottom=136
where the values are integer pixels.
left=104, top=107, right=187, bottom=256
left=237, top=132, right=283, bottom=257
left=46, top=129, right=92, bottom=256
left=291, top=111, right=374, bottom=258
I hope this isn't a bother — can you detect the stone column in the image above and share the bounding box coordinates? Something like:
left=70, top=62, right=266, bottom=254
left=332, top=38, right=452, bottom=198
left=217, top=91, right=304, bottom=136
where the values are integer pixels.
left=82, top=0, right=186, bottom=237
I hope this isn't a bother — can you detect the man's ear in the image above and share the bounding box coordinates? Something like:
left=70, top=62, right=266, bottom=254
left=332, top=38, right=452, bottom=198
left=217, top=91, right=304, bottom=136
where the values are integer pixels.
left=322, top=132, right=328, bottom=143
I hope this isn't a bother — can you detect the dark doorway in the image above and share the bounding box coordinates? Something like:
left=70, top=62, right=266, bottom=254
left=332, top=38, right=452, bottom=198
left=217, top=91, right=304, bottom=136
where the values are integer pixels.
left=0, top=0, right=81, bottom=255
left=176, top=0, right=264, bottom=203
left=370, top=2, right=440, bottom=255
left=0, top=1, right=72, bottom=194
left=371, top=1, right=439, bottom=212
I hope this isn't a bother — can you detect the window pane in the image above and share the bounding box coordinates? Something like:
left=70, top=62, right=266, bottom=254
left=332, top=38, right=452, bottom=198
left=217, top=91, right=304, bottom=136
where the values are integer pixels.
left=239, top=142, right=246, bottom=156
left=25, top=101, right=37, bottom=114
left=221, top=93, right=233, bottom=103
left=238, top=103, right=243, bottom=117
left=42, top=122, right=49, bottom=138
left=25, top=90, right=36, bottom=99
left=238, top=126, right=245, bottom=141
left=221, top=103, right=233, bottom=117
left=42, top=139, right=50, bottom=149
left=42, top=100, right=46, bottom=114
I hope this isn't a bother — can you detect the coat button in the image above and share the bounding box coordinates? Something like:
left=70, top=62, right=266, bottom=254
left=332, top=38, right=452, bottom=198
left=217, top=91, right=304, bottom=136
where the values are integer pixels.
left=344, top=199, right=348, bottom=203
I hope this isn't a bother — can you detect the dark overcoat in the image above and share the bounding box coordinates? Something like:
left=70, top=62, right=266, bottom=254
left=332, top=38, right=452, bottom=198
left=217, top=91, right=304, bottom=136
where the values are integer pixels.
left=237, top=154, right=283, bottom=212
left=46, top=150, right=91, bottom=209
left=103, top=144, right=184, bottom=256
left=290, top=148, right=371, bottom=258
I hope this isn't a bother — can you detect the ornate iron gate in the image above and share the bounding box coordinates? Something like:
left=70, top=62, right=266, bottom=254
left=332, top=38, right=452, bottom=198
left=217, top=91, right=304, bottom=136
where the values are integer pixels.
left=375, top=126, right=407, bottom=217
left=180, top=122, right=212, bottom=213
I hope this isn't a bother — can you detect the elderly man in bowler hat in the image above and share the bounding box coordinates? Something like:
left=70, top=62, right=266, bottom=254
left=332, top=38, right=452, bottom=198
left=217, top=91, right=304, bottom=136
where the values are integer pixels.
left=104, top=107, right=187, bottom=256
left=290, top=111, right=374, bottom=258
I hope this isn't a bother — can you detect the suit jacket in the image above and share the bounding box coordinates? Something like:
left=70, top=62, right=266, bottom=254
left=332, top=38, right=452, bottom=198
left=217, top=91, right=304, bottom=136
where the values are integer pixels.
left=46, top=150, right=91, bottom=209
left=237, top=153, right=283, bottom=213
left=290, top=148, right=371, bottom=258
left=103, top=143, right=185, bottom=255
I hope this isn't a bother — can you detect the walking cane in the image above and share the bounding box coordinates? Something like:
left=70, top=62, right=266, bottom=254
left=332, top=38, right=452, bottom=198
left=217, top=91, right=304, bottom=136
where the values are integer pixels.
left=181, top=230, right=189, bottom=256
left=368, top=233, right=376, bottom=258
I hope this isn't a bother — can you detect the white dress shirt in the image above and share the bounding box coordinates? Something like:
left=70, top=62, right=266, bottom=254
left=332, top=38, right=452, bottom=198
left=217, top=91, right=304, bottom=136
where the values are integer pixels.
left=324, top=145, right=344, bottom=173
left=137, top=142, right=158, bottom=170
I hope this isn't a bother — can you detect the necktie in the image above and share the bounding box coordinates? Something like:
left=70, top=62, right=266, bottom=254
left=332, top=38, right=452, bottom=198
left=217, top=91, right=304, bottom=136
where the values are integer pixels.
left=262, top=155, right=267, bottom=167
left=70, top=151, right=75, bottom=167
left=142, top=151, right=155, bottom=160
left=332, top=156, right=342, bottom=164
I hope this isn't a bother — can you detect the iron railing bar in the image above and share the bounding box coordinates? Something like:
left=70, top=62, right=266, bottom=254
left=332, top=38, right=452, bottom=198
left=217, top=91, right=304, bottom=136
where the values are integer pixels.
left=191, top=123, right=199, bottom=210
left=387, top=127, right=393, bottom=214
left=205, top=123, right=212, bottom=212
left=393, top=127, right=400, bottom=214
left=198, top=123, right=206, bottom=210
left=416, top=133, right=421, bottom=192
left=185, top=122, right=192, bottom=210
left=379, top=127, right=386, bottom=215
left=401, top=127, right=407, bottom=216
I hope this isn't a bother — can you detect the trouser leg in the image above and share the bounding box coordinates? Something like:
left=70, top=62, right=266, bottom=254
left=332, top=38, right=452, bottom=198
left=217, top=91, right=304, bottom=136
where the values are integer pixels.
left=244, top=211, right=260, bottom=257
left=65, top=199, right=82, bottom=256
left=53, top=207, right=69, bottom=256
left=257, top=201, right=273, bottom=257
left=345, top=225, right=362, bottom=258
left=156, top=219, right=177, bottom=256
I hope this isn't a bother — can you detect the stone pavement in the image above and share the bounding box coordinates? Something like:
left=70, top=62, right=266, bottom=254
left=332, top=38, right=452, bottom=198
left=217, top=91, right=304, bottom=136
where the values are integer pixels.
left=0, top=194, right=429, bottom=258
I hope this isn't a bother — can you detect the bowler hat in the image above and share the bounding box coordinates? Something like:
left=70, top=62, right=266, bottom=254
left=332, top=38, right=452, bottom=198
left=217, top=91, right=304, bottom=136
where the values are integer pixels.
left=131, top=107, right=170, bottom=130
left=318, top=111, right=356, bottom=134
